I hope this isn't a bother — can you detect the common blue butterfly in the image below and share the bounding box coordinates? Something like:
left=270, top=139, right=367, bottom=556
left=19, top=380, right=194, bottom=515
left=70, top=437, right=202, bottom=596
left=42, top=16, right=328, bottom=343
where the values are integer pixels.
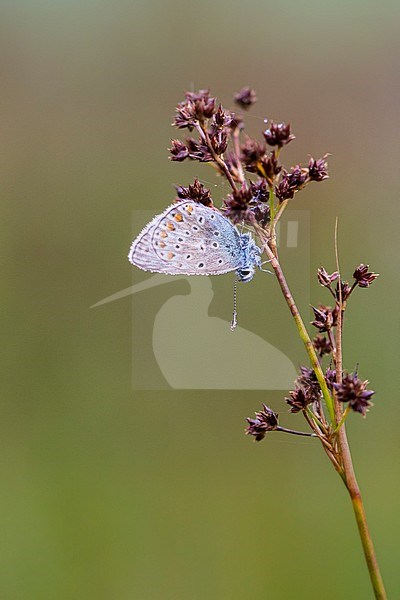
left=128, top=200, right=262, bottom=282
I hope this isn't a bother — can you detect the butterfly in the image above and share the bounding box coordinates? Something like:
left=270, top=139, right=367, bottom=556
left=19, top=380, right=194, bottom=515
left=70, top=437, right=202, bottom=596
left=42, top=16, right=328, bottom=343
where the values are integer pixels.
left=128, top=200, right=262, bottom=282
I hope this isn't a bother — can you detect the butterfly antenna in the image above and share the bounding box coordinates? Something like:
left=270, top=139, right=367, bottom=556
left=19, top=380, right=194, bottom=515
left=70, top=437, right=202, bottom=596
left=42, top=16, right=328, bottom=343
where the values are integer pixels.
left=230, top=277, right=238, bottom=331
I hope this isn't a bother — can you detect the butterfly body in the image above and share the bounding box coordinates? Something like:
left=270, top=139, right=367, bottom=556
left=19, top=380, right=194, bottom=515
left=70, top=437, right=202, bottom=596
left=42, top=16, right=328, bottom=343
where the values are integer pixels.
left=128, top=200, right=262, bottom=282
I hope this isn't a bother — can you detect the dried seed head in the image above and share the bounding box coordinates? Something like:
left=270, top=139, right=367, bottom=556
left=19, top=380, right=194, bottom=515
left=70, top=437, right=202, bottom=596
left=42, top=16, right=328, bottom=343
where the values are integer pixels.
left=234, top=86, right=258, bottom=109
left=263, top=121, right=295, bottom=147
left=252, top=204, right=270, bottom=227
left=308, top=155, right=329, bottom=181
left=224, top=183, right=255, bottom=224
left=250, top=178, right=270, bottom=204
left=296, top=366, right=322, bottom=401
left=288, top=165, right=308, bottom=187
left=212, top=104, right=233, bottom=129
left=317, top=267, right=339, bottom=287
left=311, top=305, right=337, bottom=332
left=285, top=387, right=313, bottom=413
left=275, top=174, right=295, bottom=202
left=353, top=264, right=379, bottom=288
left=169, top=139, right=189, bottom=162
left=245, top=404, right=279, bottom=441
left=175, top=178, right=213, bottom=206
left=185, top=137, right=213, bottom=162
left=209, top=129, right=228, bottom=155
left=259, top=151, right=282, bottom=183
left=174, top=89, right=217, bottom=129
left=313, top=335, right=333, bottom=358
left=275, top=165, right=308, bottom=201
left=324, top=367, right=337, bottom=390
left=333, top=372, right=375, bottom=416
left=249, top=179, right=270, bottom=227
left=335, top=280, right=352, bottom=302
left=240, top=136, right=266, bottom=171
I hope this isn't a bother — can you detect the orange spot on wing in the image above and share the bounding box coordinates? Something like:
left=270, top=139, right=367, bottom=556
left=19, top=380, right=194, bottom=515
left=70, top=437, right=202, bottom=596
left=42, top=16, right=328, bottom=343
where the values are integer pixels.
left=160, top=231, right=168, bottom=238
left=186, top=205, right=193, bottom=213
left=166, top=222, right=175, bottom=231
left=174, top=213, right=183, bottom=222
left=167, top=252, right=175, bottom=259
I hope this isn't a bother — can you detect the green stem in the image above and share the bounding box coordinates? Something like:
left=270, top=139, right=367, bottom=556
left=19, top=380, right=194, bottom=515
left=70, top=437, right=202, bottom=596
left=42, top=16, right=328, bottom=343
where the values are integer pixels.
left=274, top=198, right=289, bottom=225
left=333, top=219, right=387, bottom=599
left=350, top=490, right=387, bottom=599
left=333, top=405, right=350, bottom=433
left=268, top=185, right=276, bottom=224
left=305, top=406, right=324, bottom=431
left=258, top=232, right=335, bottom=422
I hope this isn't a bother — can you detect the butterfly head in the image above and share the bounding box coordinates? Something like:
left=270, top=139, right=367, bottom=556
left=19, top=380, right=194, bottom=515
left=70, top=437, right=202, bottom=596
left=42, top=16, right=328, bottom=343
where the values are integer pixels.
left=236, top=233, right=262, bottom=283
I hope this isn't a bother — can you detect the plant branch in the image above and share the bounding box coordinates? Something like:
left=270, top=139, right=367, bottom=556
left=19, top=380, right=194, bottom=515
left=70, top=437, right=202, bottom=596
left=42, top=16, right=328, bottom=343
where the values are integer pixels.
left=256, top=226, right=335, bottom=422
left=276, top=426, right=316, bottom=437
left=332, top=219, right=387, bottom=599
left=274, top=199, right=289, bottom=225
left=195, top=122, right=238, bottom=192
left=232, top=127, right=245, bottom=184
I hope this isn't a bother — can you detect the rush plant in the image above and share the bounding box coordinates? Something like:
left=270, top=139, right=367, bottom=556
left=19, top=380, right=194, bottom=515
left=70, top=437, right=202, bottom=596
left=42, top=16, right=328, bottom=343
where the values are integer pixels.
left=167, top=87, right=385, bottom=598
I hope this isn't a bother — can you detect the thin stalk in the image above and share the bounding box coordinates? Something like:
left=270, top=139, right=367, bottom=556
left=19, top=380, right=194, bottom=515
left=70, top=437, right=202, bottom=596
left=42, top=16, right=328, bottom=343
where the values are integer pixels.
left=305, top=406, right=324, bottom=431
left=333, top=220, right=387, bottom=599
left=303, top=411, right=343, bottom=474
left=195, top=122, right=237, bottom=192
left=274, top=198, right=289, bottom=225
left=351, top=495, right=387, bottom=599
left=276, top=426, right=316, bottom=437
left=257, top=228, right=335, bottom=422
left=333, top=405, right=351, bottom=433
left=327, top=328, right=337, bottom=363
left=268, top=185, right=276, bottom=225
left=232, top=127, right=245, bottom=184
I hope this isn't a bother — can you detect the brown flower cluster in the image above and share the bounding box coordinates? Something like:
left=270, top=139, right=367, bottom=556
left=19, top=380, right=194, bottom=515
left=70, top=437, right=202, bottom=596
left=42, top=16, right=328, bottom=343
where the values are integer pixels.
left=245, top=404, right=279, bottom=441
left=311, top=263, right=379, bottom=364
left=334, top=373, right=375, bottom=416
left=285, top=366, right=323, bottom=413
left=170, top=87, right=329, bottom=227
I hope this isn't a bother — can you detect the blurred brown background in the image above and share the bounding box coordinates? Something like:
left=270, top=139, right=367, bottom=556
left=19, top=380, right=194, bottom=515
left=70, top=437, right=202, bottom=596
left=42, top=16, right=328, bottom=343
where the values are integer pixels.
left=1, top=1, right=399, bottom=598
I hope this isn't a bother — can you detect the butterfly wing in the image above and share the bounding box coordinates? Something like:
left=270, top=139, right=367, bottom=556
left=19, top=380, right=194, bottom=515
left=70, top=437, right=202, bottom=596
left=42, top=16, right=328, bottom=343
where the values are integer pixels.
left=128, top=201, right=244, bottom=276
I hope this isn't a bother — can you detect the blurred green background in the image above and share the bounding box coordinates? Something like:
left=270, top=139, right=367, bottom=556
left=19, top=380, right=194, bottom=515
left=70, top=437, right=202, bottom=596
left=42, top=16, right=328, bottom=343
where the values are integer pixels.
left=2, top=1, right=399, bottom=598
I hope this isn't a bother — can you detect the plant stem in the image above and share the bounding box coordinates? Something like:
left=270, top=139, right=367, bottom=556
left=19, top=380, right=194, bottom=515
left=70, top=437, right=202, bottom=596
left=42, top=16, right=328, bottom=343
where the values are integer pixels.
left=333, top=220, right=387, bottom=599
left=335, top=421, right=387, bottom=598
left=350, top=491, right=387, bottom=599
left=257, top=228, right=335, bottom=422
left=196, top=122, right=238, bottom=192
left=333, top=405, right=350, bottom=432
left=268, top=185, right=276, bottom=224
left=274, top=199, right=289, bottom=225
left=276, top=426, right=316, bottom=437
left=232, top=127, right=245, bottom=184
